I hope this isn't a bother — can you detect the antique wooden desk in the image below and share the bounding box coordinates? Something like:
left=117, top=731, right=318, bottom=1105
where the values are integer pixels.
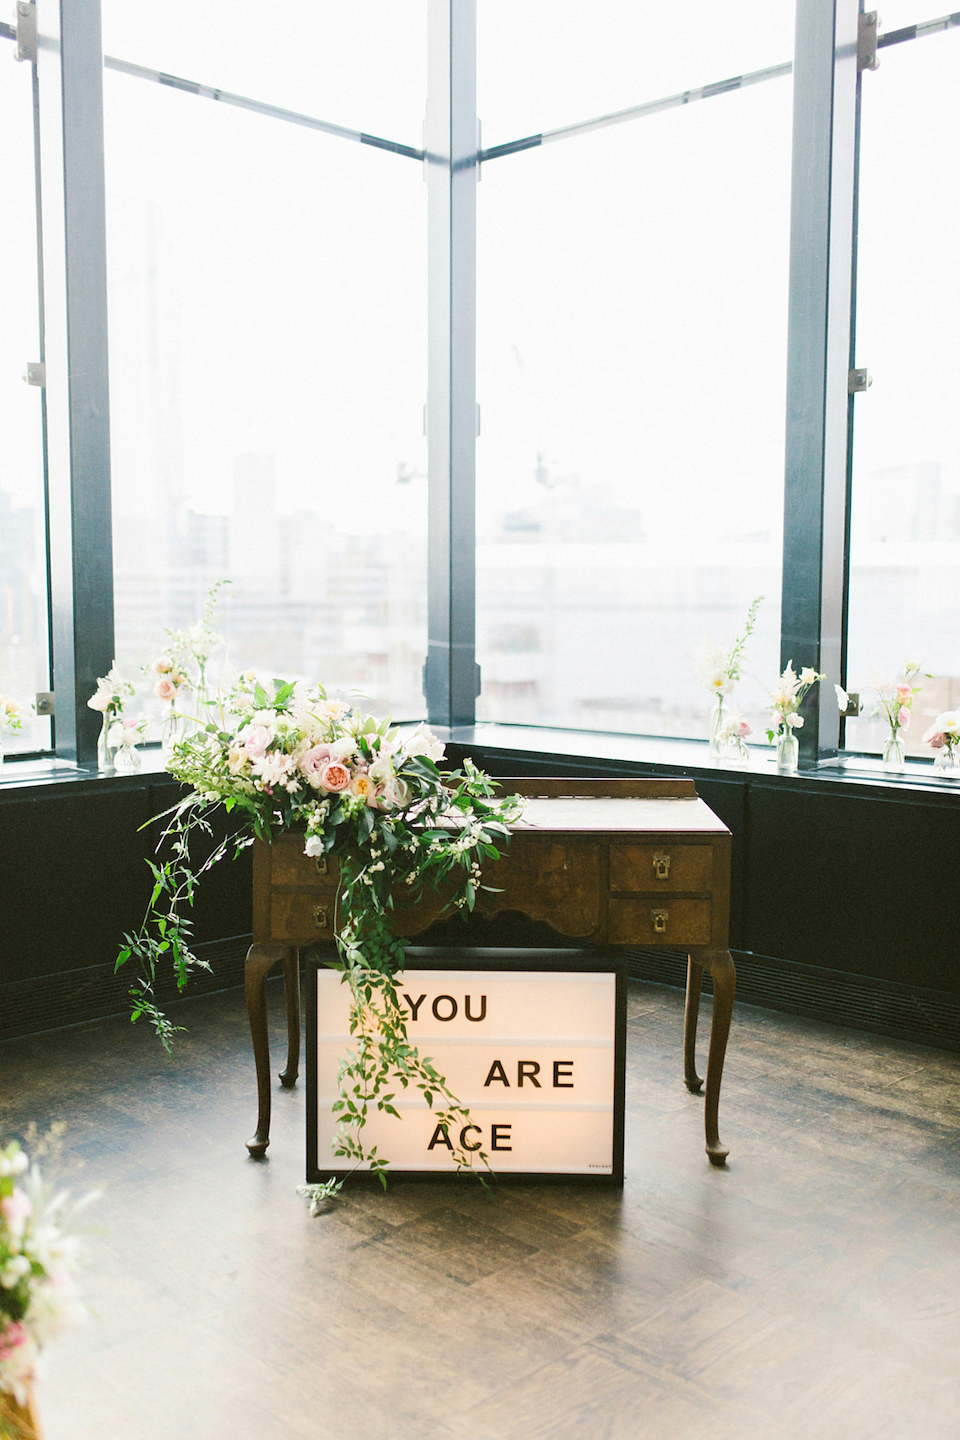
left=244, top=776, right=736, bottom=1166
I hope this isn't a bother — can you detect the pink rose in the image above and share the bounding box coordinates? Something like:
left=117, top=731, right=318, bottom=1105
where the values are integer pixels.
left=923, top=728, right=946, bottom=750
left=0, top=1189, right=32, bottom=1229
left=319, top=761, right=350, bottom=792
left=241, top=725, right=272, bottom=760
left=300, top=744, right=332, bottom=789
left=155, top=677, right=177, bottom=702
left=897, top=707, right=910, bottom=728
left=0, top=1322, right=29, bottom=1360
left=155, top=659, right=173, bottom=675
left=895, top=685, right=912, bottom=700
left=737, top=720, right=751, bottom=737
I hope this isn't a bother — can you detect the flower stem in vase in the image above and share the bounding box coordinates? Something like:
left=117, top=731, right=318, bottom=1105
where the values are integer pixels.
left=115, top=742, right=142, bottom=775
left=882, top=732, right=906, bottom=773
left=709, top=697, right=725, bottom=759
left=97, top=713, right=116, bottom=774
left=161, top=704, right=184, bottom=765
left=776, top=729, right=799, bottom=772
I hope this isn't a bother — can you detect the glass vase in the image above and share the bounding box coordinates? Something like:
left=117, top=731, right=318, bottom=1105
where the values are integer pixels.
left=97, top=713, right=116, bottom=774
left=709, top=697, right=725, bottom=759
left=776, top=729, right=799, bottom=773
left=882, top=732, right=906, bottom=773
left=115, top=742, right=141, bottom=775
left=934, top=746, right=960, bottom=777
left=161, top=705, right=184, bottom=765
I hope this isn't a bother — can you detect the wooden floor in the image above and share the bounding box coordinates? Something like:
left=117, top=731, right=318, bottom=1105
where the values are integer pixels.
left=3, top=977, right=960, bottom=1440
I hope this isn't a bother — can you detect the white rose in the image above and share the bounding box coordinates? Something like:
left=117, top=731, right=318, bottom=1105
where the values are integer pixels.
left=799, top=667, right=819, bottom=686
left=330, top=737, right=357, bottom=762
left=786, top=713, right=804, bottom=729
left=87, top=688, right=112, bottom=712
left=404, top=723, right=445, bottom=762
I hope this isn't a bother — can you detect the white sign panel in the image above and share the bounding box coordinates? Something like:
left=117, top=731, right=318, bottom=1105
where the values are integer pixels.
left=313, top=968, right=618, bottom=1175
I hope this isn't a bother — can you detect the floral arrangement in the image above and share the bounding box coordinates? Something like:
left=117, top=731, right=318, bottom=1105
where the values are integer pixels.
left=694, top=595, right=763, bottom=756
left=86, top=664, right=134, bottom=724
left=922, top=710, right=960, bottom=772
left=0, top=697, right=23, bottom=739
left=766, top=662, right=824, bottom=760
left=836, top=660, right=929, bottom=771
left=0, top=1138, right=95, bottom=1414
left=118, top=676, right=524, bottom=1192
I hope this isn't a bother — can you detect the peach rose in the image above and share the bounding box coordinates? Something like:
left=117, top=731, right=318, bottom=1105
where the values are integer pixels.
left=319, top=761, right=350, bottom=792
left=155, top=677, right=177, bottom=702
left=348, top=773, right=377, bottom=805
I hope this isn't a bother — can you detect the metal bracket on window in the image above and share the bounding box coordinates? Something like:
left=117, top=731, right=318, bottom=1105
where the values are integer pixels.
left=35, top=692, right=55, bottom=716
left=858, top=11, right=879, bottom=71
left=848, top=368, right=872, bottom=394
left=24, top=362, right=45, bottom=388
left=842, top=691, right=861, bottom=717
left=15, top=1, right=37, bottom=63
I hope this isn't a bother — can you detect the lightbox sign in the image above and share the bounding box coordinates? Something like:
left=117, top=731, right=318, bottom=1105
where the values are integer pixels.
left=308, top=961, right=626, bottom=1182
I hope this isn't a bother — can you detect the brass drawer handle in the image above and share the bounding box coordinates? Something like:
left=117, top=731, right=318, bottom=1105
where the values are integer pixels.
left=653, top=853, right=671, bottom=881
left=315, top=857, right=328, bottom=876
left=313, top=905, right=330, bottom=930
left=651, top=908, right=669, bottom=936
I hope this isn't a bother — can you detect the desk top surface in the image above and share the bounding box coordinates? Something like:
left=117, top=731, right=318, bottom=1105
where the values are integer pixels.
left=511, top=795, right=729, bottom=837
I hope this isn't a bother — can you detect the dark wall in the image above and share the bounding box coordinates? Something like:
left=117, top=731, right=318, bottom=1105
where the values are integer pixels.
left=0, top=774, right=252, bottom=987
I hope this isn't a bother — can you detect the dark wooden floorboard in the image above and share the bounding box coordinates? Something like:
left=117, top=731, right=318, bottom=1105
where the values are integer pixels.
left=2, top=978, right=959, bottom=1439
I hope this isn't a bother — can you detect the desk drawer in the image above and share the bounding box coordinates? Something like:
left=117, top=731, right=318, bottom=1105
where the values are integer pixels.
left=609, top=844, right=713, bottom=894
left=271, top=891, right=337, bottom=941
left=270, top=839, right=340, bottom=889
left=608, top=897, right=711, bottom=946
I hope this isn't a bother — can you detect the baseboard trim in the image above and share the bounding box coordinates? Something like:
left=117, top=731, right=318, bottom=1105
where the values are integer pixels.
left=0, top=935, right=253, bottom=1042
left=626, top=947, right=960, bottom=1053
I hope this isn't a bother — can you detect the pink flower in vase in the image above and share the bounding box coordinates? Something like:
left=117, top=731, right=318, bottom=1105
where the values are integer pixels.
left=897, top=706, right=910, bottom=728
left=155, top=677, right=177, bottom=702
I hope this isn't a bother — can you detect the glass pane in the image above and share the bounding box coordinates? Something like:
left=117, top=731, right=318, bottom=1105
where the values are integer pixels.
left=478, top=0, right=795, bottom=151
left=845, top=30, right=960, bottom=758
left=101, top=1, right=427, bottom=152
left=476, top=73, right=791, bottom=742
left=104, top=67, right=428, bottom=725
left=0, top=60, right=51, bottom=756
left=878, top=5, right=954, bottom=34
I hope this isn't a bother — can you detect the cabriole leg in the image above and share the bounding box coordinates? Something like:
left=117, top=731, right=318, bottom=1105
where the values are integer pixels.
left=702, top=949, right=737, bottom=1166
left=684, top=954, right=704, bottom=1093
left=279, top=947, right=301, bottom=1088
left=244, top=942, right=294, bottom=1157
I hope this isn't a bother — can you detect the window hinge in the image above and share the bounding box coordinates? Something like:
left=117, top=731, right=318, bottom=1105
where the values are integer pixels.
left=858, top=11, right=879, bottom=72
left=15, top=1, right=37, bottom=63
left=35, top=692, right=55, bottom=716
left=848, top=367, right=872, bottom=394
left=24, top=361, right=45, bottom=388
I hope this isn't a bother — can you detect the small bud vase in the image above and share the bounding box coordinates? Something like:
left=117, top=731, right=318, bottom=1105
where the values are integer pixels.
left=97, top=714, right=116, bottom=774
left=776, top=730, right=799, bottom=772
left=934, top=746, right=960, bottom=777
left=115, top=743, right=141, bottom=775
left=882, top=733, right=906, bottom=773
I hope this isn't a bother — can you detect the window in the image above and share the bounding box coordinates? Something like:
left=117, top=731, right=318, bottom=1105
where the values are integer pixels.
left=476, top=5, right=793, bottom=738
left=102, top=4, right=428, bottom=720
left=845, top=21, right=960, bottom=756
left=0, top=48, right=51, bottom=754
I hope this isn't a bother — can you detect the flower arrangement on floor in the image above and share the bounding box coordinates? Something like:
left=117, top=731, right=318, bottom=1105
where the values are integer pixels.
left=835, top=660, right=929, bottom=772
left=117, top=676, right=524, bottom=1193
left=922, top=710, right=960, bottom=775
left=0, top=1137, right=96, bottom=1434
left=766, top=663, right=824, bottom=771
left=694, top=595, right=763, bottom=759
left=86, top=664, right=135, bottom=773
left=0, top=697, right=23, bottom=764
